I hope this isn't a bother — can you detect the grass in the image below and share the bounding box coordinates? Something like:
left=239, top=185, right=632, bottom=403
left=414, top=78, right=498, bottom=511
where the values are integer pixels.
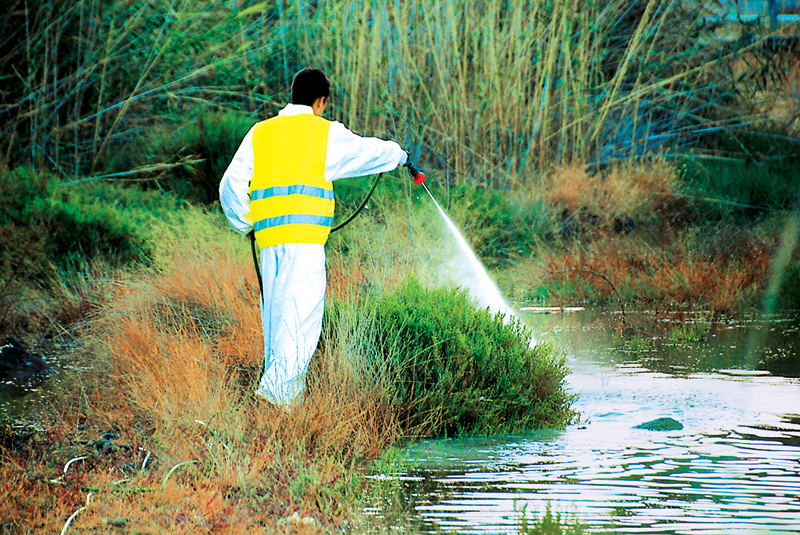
left=518, top=503, right=589, bottom=535
left=491, top=157, right=790, bottom=315
left=304, top=0, right=800, bottom=188
left=2, top=151, right=798, bottom=535
left=369, top=278, right=576, bottom=436
left=0, top=216, right=376, bottom=532
left=529, top=226, right=773, bottom=313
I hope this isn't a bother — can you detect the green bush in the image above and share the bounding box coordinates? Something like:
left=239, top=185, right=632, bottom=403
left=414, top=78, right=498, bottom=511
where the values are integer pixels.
left=1, top=166, right=190, bottom=335
left=372, top=278, right=577, bottom=437
left=680, top=130, right=800, bottom=220
left=0, top=167, right=53, bottom=283
left=779, top=261, right=800, bottom=311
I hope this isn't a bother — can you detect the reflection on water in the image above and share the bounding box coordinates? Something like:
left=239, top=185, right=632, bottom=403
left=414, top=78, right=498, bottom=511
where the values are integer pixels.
left=532, top=307, right=800, bottom=377
left=385, top=309, right=800, bottom=534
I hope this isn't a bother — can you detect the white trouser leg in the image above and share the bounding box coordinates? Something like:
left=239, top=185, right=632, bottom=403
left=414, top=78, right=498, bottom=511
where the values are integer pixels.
left=256, top=243, right=326, bottom=405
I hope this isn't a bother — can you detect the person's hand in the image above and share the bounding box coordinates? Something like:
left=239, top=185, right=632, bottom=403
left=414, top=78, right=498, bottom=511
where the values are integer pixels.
left=404, top=161, right=426, bottom=185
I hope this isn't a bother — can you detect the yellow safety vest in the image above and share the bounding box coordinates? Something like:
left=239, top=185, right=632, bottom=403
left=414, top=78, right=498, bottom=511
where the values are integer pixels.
left=248, top=114, right=333, bottom=249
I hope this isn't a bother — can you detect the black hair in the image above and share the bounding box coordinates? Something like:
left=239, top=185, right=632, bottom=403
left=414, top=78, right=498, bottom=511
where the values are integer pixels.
left=291, top=68, right=331, bottom=106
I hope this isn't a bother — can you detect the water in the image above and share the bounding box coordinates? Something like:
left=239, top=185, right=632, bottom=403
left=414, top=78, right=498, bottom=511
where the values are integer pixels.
left=527, top=306, right=800, bottom=377
left=381, top=309, right=800, bottom=533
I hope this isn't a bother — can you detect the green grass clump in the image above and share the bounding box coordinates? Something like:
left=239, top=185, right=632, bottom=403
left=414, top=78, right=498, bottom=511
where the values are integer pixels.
left=519, top=504, right=588, bottom=535
left=0, top=167, right=183, bottom=272
left=372, top=278, right=577, bottom=437
left=680, top=131, right=800, bottom=220
left=0, top=166, right=187, bottom=335
left=108, top=110, right=256, bottom=205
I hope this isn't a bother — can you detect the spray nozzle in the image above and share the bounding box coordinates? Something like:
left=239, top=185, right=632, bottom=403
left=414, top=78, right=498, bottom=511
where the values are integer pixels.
left=405, top=161, right=426, bottom=185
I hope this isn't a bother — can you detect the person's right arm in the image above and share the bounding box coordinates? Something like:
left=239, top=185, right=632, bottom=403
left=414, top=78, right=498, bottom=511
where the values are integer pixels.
left=324, top=121, right=408, bottom=182
left=219, top=127, right=255, bottom=235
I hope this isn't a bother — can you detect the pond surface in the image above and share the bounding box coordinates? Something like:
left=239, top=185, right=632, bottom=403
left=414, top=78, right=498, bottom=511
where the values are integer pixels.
left=386, top=309, right=800, bottom=534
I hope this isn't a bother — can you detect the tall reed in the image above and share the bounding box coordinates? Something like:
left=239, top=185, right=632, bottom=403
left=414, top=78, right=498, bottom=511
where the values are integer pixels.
left=301, top=0, right=769, bottom=185
left=3, top=0, right=792, bottom=189
left=1, top=0, right=265, bottom=177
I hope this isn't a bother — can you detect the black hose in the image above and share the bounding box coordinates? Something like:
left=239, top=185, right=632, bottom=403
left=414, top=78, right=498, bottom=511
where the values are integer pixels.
left=330, top=172, right=384, bottom=233
left=249, top=231, right=263, bottom=304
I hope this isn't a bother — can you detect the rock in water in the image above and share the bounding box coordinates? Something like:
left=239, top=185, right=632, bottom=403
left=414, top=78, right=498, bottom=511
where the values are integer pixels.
left=634, top=417, right=683, bottom=431
left=0, top=335, right=51, bottom=386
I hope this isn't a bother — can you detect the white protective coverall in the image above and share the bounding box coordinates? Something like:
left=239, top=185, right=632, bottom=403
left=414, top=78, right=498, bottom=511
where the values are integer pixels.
left=219, top=103, right=407, bottom=405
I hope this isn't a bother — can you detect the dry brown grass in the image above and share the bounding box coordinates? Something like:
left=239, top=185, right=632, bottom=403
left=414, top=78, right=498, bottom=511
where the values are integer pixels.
left=533, top=228, right=773, bottom=314
left=0, top=217, right=404, bottom=533
left=495, top=160, right=777, bottom=314
left=537, top=159, right=680, bottom=231
left=0, top=445, right=346, bottom=533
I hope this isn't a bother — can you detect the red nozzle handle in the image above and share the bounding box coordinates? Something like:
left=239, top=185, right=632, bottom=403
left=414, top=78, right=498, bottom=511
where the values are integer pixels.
left=405, top=162, right=426, bottom=185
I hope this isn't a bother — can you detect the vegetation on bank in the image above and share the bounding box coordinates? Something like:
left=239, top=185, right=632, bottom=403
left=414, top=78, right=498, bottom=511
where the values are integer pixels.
left=0, top=197, right=577, bottom=532
left=2, top=0, right=800, bottom=532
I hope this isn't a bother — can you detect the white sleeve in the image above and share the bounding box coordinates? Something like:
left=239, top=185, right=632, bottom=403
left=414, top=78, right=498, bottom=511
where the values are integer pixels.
left=324, top=121, right=408, bottom=182
left=219, top=127, right=255, bottom=235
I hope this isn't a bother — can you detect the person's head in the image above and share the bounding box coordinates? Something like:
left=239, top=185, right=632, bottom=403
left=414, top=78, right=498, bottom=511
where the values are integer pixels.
left=291, top=68, right=330, bottom=116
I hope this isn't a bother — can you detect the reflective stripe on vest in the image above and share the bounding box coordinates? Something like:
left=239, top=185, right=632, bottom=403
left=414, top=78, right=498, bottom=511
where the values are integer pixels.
left=254, top=214, right=334, bottom=232
left=248, top=114, right=333, bottom=249
left=250, top=185, right=334, bottom=201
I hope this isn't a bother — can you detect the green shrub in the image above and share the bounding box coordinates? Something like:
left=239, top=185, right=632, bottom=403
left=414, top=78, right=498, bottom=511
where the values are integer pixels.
left=1, top=166, right=191, bottom=335
left=0, top=168, right=54, bottom=285
left=779, top=261, right=800, bottom=311
left=371, top=278, right=577, bottom=437
left=680, top=130, right=800, bottom=220
left=40, top=197, right=145, bottom=267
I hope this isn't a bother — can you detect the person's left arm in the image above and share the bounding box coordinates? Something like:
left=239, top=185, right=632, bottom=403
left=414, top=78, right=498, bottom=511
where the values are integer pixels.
left=219, top=127, right=255, bottom=235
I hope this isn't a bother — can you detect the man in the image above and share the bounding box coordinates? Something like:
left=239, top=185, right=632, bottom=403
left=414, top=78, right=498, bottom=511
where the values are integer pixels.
left=219, top=68, right=408, bottom=405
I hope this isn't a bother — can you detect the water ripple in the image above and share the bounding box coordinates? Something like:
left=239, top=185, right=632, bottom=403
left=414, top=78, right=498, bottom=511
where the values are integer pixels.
left=391, top=369, right=800, bottom=534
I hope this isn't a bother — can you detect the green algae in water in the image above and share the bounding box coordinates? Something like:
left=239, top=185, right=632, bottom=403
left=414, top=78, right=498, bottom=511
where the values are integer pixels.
left=633, top=417, right=684, bottom=431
